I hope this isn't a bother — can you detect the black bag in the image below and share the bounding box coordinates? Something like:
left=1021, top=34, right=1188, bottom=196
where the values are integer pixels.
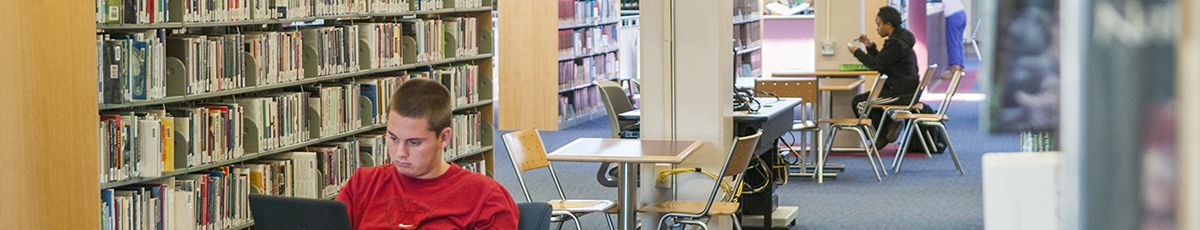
left=904, top=104, right=948, bottom=154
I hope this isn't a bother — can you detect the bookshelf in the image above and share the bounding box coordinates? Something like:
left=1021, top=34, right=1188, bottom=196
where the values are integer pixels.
left=94, top=1, right=497, bottom=229
left=734, top=0, right=763, bottom=85
left=498, top=0, right=619, bottom=130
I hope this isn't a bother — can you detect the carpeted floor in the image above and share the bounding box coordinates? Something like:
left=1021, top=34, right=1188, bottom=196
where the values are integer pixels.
left=490, top=101, right=1019, bottom=229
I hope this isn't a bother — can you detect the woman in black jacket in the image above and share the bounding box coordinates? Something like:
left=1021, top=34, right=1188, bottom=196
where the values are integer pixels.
left=848, top=6, right=920, bottom=147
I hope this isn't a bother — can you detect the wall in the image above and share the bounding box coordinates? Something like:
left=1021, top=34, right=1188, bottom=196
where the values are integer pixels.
left=497, top=0, right=559, bottom=130
left=0, top=1, right=99, bottom=228
left=813, top=0, right=888, bottom=70
left=762, top=16, right=816, bottom=75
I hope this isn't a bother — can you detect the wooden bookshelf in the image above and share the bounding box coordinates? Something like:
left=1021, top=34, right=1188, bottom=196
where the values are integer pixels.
left=498, top=0, right=619, bottom=130
left=0, top=1, right=99, bottom=228
left=92, top=2, right=498, bottom=229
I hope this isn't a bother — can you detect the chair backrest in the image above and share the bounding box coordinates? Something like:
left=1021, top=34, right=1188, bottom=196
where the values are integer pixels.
left=516, top=202, right=553, bottom=230
left=754, top=78, right=818, bottom=105
left=501, top=130, right=567, bottom=202
left=936, top=70, right=966, bottom=115
left=597, top=80, right=636, bottom=138
left=700, top=130, right=763, bottom=216
left=856, top=74, right=889, bottom=121
left=911, top=64, right=939, bottom=106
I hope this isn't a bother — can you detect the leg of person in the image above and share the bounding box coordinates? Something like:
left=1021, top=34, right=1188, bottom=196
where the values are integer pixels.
left=851, top=93, right=869, bottom=117
left=944, top=11, right=968, bottom=79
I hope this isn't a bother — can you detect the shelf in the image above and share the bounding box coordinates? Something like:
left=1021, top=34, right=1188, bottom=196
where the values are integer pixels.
left=99, top=53, right=493, bottom=110
left=557, top=19, right=620, bottom=30
left=733, top=16, right=762, bottom=25
left=101, top=124, right=387, bottom=189
left=96, top=7, right=493, bottom=30
left=228, top=222, right=255, bottom=230
left=559, top=110, right=605, bottom=129
left=454, top=99, right=494, bottom=112
left=558, top=47, right=619, bottom=62
left=559, top=82, right=595, bottom=93
left=446, top=146, right=494, bottom=162
left=735, top=45, right=762, bottom=55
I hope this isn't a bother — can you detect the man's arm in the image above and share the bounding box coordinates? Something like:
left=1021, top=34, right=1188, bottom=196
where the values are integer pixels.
left=471, top=183, right=520, bottom=229
left=853, top=39, right=903, bottom=71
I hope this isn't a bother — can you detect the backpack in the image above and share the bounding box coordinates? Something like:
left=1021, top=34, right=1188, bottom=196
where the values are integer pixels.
left=904, top=103, right=948, bottom=154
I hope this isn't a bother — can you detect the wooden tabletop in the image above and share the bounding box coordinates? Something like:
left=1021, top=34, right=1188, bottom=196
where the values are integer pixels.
left=773, top=69, right=880, bottom=77
left=547, top=138, right=703, bottom=164
left=818, top=78, right=865, bottom=91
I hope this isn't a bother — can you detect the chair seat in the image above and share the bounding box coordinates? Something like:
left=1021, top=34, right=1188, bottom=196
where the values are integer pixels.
left=792, top=120, right=818, bottom=131
left=637, top=200, right=740, bottom=216
left=893, top=113, right=949, bottom=121
left=819, top=118, right=872, bottom=126
left=548, top=199, right=615, bottom=213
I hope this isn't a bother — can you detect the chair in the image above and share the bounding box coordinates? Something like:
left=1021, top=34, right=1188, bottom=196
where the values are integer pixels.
left=518, top=202, right=554, bottom=230
left=638, top=130, right=763, bottom=230
left=966, top=19, right=983, bottom=62
left=755, top=78, right=819, bottom=168
left=817, top=74, right=890, bottom=182
left=872, top=64, right=940, bottom=156
left=889, top=70, right=966, bottom=175
left=596, top=80, right=639, bottom=187
left=502, top=130, right=617, bottom=230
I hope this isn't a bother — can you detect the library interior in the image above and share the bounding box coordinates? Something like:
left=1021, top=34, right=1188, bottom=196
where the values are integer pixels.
left=3, top=0, right=1200, bottom=229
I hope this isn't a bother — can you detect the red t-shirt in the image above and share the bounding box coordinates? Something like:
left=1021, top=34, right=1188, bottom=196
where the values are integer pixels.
left=336, top=164, right=519, bottom=229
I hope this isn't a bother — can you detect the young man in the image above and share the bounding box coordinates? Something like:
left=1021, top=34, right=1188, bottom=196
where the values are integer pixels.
left=336, top=78, right=518, bottom=229
left=847, top=6, right=920, bottom=147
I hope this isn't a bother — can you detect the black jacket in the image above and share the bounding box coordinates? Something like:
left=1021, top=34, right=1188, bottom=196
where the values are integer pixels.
left=852, top=28, right=919, bottom=99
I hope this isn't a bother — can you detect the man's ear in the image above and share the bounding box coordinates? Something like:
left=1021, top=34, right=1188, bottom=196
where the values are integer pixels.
left=439, top=127, right=453, bottom=148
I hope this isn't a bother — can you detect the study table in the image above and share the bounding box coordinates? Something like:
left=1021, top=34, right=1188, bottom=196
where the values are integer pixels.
left=547, top=138, right=703, bottom=230
left=617, top=98, right=801, bottom=229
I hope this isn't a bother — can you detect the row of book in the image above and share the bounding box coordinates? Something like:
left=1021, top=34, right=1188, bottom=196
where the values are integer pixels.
left=558, top=86, right=602, bottom=122
left=245, top=30, right=305, bottom=87
left=557, top=24, right=618, bottom=60
left=735, top=49, right=762, bottom=78
left=98, top=18, right=483, bottom=105
left=168, top=34, right=250, bottom=97
left=444, top=112, right=486, bottom=161
left=304, top=25, right=363, bottom=77
left=99, top=72, right=488, bottom=183
left=556, top=0, right=618, bottom=27
left=96, top=0, right=489, bottom=24
left=460, top=159, right=488, bottom=175
left=734, top=0, right=762, bottom=21
left=98, top=31, right=168, bottom=104
left=100, top=105, right=245, bottom=183
left=734, top=21, right=762, bottom=51
left=100, top=135, right=367, bottom=230
left=309, top=83, right=365, bottom=138
left=558, top=53, right=619, bottom=90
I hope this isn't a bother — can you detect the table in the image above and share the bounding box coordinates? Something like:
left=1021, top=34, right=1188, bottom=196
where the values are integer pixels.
left=547, top=138, right=703, bottom=230
left=617, top=98, right=801, bottom=229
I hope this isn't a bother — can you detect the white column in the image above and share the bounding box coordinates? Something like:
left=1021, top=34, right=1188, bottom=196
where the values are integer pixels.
left=640, top=0, right=735, bottom=228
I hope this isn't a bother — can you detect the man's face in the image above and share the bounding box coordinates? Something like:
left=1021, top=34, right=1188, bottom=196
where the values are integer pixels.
left=386, top=112, right=451, bottom=179
left=875, top=17, right=891, bottom=37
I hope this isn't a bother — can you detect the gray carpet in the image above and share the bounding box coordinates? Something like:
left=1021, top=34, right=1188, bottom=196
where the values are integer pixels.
left=491, top=101, right=1019, bottom=229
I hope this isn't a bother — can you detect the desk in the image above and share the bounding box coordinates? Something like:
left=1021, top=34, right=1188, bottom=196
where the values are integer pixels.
left=548, top=139, right=703, bottom=230
left=772, top=69, right=879, bottom=78
left=617, top=98, right=801, bottom=229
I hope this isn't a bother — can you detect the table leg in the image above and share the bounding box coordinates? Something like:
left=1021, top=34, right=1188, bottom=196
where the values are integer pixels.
left=816, top=89, right=831, bottom=184
left=617, top=162, right=638, bottom=229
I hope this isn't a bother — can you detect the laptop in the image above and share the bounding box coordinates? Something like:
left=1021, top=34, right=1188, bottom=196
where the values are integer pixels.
left=249, top=194, right=353, bottom=230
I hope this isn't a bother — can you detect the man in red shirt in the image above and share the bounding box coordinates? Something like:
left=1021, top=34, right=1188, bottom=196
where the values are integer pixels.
left=336, top=78, right=518, bottom=229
